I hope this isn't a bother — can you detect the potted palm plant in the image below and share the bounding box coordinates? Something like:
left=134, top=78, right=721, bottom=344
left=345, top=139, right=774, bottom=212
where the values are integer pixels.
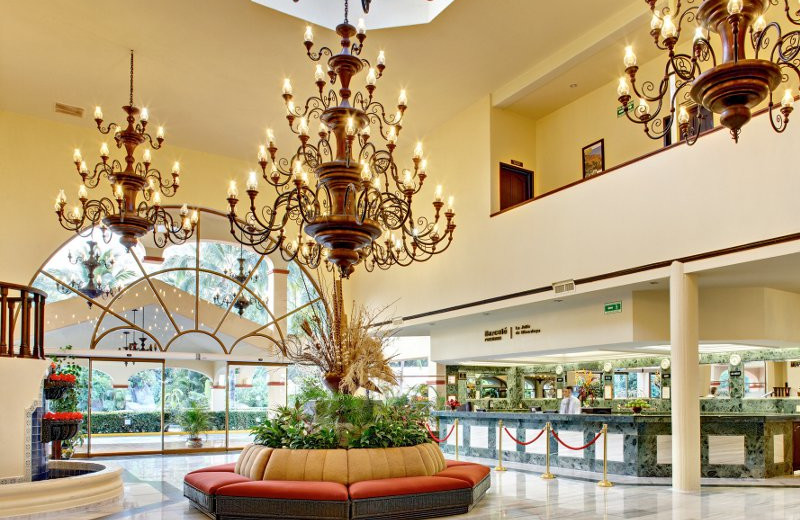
left=178, top=401, right=211, bottom=448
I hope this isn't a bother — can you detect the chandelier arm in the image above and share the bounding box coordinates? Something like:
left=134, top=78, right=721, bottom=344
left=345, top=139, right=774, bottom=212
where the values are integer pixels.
left=286, top=99, right=325, bottom=132
left=141, top=167, right=180, bottom=198
left=326, top=89, right=339, bottom=107
left=292, top=184, right=321, bottom=224
left=81, top=161, right=116, bottom=189
left=365, top=100, right=403, bottom=126
left=317, top=137, right=333, bottom=161
left=306, top=46, right=334, bottom=63
left=675, top=6, right=698, bottom=41
left=753, top=22, right=781, bottom=57
left=624, top=104, right=671, bottom=141
left=243, top=190, right=294, bottom=233
left=358, top=140, right=378, bottom=165
left=768, top=63, right=799, bottom=133
left=96, top=121, right=121, bottom=136
left=693, top=38, right=717, bottom=67
left=668, top=53, right=699, bottom=82
left=144, top=206, right=196, bottom=248
left=630, top=70, right=671, bottom=103
left=353, top=91, right=369, bottom=111
left=784, top=0, right=800, bottom=25
left=771, top=30, right=800, bottom=63
left=263, top=157, right=297, bottom=188
left=141, top=131, right=165, bottom=151
left=227, top=215, right=284, bottom=255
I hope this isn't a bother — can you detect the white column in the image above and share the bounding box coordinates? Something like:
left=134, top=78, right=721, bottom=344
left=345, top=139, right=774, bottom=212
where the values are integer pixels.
left=268, top=263, right=289, bottom=335
left=670, top=261, right=701, bottom=492
left=267, top=366, right=287, bottom=416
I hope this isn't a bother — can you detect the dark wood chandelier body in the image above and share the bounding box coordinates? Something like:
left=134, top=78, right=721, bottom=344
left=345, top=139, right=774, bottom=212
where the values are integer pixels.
left=55, top=52, right=198, bottom=249
left=617, top=0, right=799, bottom=144
left=226, top=7, right=456, bottom=278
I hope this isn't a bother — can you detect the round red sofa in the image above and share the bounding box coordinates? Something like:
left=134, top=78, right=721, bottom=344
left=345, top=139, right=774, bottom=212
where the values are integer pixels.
left=183, top=443, right=490, bottom=519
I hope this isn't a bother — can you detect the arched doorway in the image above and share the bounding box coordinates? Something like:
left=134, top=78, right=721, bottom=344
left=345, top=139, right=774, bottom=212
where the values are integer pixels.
left=32, top=208, right=323, bottom=455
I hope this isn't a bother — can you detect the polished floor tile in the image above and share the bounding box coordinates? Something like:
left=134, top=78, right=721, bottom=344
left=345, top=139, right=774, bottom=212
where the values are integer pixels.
left=86, top=453, right=800, bottom=520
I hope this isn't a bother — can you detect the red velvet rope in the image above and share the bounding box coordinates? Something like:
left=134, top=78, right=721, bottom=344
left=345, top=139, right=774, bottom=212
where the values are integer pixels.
left=551, top=430, right=603, bottom=451
left=426, top=422, right=456, bottom=443
left=503, top=426, right=545, bottom=446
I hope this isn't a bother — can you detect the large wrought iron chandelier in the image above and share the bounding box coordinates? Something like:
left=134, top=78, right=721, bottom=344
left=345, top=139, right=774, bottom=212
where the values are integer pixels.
left=213, top=244, right=264, bottom=316
left=56, top=240, right=120, bottom=306
left=617, top=0, right=798, bottom=144
left=226, top=0, right=456, bottom=278
left=55, top=51, right=198, bottom=249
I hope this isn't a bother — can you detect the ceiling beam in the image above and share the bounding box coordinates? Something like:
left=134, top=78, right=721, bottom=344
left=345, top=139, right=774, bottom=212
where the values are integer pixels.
left=491, top=5, right=651, bottom=109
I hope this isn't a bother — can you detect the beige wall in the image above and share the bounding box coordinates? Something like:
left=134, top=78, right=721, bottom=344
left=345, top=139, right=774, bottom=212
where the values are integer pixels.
left=350, top=92, right=800, bottom=321
left=0, top=110, right=251, bottom=285
left=489, top=107, right=537, bottom=212
left=0, top=358, right=49, bottom=481
left=532, top=67, right=662, bottom=194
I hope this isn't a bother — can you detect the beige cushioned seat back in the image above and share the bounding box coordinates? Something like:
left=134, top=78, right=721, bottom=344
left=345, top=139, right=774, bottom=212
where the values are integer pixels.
left=263, top=449, right=349, bottom=485
left=347, top=445, right=440, bottom=484
left=234, top=444, right=274, bottom=478
left=415, top=442, right=446, bottom=473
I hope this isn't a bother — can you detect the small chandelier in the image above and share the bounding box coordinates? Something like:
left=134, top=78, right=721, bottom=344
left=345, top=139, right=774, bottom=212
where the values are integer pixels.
left=56, top=240, right=120, bottom=306
left=119, top=308, right=156, bottom=365
left=225, top=0, right=456, bottom=278
left=54, top=51, right=198, bottom=249
left=212, top=245, right=265, bottom=316
left=617, top=0, right=798, bottom=143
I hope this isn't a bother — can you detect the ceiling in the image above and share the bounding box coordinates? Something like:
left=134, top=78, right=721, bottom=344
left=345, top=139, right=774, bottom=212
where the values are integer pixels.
left=2, top=0, right=647, bottom=161
left=251, top=0, right=455, bottom=30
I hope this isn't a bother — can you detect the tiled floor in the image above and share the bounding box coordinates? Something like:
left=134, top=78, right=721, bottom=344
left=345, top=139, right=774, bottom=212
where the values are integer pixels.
left=86, top=453, right=800, bottom=519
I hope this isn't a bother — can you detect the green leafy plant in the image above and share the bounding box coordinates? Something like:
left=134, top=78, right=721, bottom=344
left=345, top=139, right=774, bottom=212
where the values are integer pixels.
left=178, top=401, right=211, bottom=443
left=625, top=399, right=651, bottom=409
left=252, top=380, right=431, bottom=449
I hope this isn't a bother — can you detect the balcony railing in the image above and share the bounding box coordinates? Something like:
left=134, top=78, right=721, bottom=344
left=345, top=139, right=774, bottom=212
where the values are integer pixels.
left=0, top=282, right=46, bottom=359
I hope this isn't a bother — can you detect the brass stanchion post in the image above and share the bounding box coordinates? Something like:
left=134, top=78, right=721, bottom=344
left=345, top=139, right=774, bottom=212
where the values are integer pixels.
left=597, top=423, right=613, bottom=488
left=541, top=422, right=555, bottom=480
left=495, top=419, right=507, bottom=472
left=454, top=418, right=460, bottom=461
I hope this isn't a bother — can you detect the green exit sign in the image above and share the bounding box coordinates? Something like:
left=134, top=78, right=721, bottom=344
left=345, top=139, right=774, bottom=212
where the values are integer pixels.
left=617, top=100, right=634, bottom=118
left=604, top=301, right=622, bottom=314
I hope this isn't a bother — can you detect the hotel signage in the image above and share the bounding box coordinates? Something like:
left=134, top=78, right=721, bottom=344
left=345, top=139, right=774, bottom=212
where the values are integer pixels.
left=484, top=324, right=541, bottom=342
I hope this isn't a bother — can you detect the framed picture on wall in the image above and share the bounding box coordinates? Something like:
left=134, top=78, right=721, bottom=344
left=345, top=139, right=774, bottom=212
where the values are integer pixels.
left=582, top=139, right=605, bottom=178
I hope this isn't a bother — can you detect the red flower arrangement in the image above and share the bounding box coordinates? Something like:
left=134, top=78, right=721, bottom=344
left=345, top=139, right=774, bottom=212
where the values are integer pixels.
left=447, top=398, right=461, bottom=411
left=48, top=373, right=77, bottom=383
left=43, top=411, right=83, bottom=421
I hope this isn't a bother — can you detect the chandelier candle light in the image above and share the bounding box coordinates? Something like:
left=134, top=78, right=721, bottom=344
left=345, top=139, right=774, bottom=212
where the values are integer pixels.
left=55, top=51, right=198, bottom=249
left=226, top=0, right=456, bottom=278
left=617, top=0, right=799, bottom=143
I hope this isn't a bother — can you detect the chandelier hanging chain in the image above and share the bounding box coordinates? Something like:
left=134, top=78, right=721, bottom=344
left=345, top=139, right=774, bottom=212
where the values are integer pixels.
left=129, top=50, right=134, bottom=106
left=54, top=51, right=198, bottom=250
left=617, top=0, right=798, bottom=145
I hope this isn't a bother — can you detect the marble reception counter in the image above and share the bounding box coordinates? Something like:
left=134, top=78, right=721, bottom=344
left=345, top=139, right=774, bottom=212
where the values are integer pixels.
left=431, top=411, right=796, bottom=478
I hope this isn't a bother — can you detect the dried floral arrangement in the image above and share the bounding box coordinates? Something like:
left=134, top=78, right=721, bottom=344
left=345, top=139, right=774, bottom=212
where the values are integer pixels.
left=278, top=276, right=398, bottom=394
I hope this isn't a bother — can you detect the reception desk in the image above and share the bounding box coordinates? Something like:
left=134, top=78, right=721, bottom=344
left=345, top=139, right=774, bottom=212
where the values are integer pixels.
left=431, top=411, right=796, bottom=478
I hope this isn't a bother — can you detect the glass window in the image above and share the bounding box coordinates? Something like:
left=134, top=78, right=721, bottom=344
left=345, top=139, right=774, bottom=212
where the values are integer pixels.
left=650, top=372, right=662, bottom=398
left=744, top=360, right=767, bottom=398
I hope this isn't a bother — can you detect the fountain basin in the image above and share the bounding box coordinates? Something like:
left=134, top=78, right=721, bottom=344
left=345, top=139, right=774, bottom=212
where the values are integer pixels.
left=0, top=461, right=123, bottom=519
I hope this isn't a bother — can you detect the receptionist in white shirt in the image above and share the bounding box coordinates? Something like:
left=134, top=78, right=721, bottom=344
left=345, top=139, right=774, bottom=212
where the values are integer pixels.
left=559, top=385, right=582, bottom=414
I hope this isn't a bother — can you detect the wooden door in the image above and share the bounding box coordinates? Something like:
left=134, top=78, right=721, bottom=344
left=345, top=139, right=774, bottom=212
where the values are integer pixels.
left=499, top=163, right=533, bottom=211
